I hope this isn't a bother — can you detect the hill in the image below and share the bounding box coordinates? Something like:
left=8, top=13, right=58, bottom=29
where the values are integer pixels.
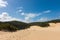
left=0, top=19, right=60, bottom=32
left=0, top=21, right=30, bottom=32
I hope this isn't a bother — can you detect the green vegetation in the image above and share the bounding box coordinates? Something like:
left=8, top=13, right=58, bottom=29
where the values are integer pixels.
left=0, top=19, right=60, bottom=32
left=0, top=21, right=30, bottom=32
left=47, top=19, right=60, bottom=23
left=29, top=22, right=49, bottom=27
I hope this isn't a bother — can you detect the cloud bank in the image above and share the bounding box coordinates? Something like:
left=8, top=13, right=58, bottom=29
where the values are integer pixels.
left=0, top=11, right=53, bottom=23
left=16, top=8, right=52, bottom=23
left=0, top=12, right=22, bottom=22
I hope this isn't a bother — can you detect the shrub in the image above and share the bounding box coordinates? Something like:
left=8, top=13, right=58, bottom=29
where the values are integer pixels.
left=29, top=22, right=49, bottom=27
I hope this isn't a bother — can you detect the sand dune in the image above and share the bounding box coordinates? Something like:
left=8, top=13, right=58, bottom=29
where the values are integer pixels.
left=0, top=23, right=60, bottom=40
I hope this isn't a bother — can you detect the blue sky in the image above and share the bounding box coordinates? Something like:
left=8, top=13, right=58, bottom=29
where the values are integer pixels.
left=0, top=0, right=60, bottom=23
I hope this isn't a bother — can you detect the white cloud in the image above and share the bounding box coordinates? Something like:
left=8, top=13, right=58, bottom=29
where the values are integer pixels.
left=43, top=10, right=51, bottom=13
left=38, top=17, right=49, bottom=22
left=17, top=9, right=23, bottom=13
left=25, top=13, right=40, bottom=18
left=0, top=0, right=8, bottom=7
left=21, top=12, right=25, bottom=15
left=0, top=12, right=22, bottom=22
left=16, top=7, right=24, bottom=14
left=21, top=13, right=41, bottom=23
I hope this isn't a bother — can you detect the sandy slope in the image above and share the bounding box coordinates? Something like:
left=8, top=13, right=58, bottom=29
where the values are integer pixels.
left=0, top=23, right=60, bottom=40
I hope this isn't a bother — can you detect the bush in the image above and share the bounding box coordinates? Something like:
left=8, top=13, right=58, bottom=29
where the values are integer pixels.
left=39, top=23, right=49, bottom=27
left=0, top=21, right=30, bottom=32
left=29, top=22, right=49, bottom=27
left=0, top=23, right=19, bottom=32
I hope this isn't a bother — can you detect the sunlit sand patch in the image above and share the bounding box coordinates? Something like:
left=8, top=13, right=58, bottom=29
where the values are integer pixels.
left=49, top=23, right=56, bottom=27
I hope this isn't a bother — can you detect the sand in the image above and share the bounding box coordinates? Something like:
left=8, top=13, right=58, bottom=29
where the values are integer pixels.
left=0, top=23, right=60, bottom=40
